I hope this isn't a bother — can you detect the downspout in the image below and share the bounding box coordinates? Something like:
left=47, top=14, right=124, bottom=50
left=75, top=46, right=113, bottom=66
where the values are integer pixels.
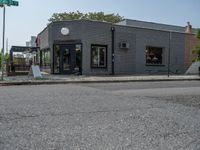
left=111, top=27, right=115, bottom=75
left=168, top=31, right=171, bottom=77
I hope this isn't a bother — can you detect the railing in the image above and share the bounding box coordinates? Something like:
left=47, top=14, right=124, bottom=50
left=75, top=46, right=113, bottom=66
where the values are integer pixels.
left=10, top=64, right=30, bottom=72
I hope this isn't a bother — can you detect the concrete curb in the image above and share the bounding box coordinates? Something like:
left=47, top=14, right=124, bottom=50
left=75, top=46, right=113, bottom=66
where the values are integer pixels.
left=0, top=77, right=200, bottom=86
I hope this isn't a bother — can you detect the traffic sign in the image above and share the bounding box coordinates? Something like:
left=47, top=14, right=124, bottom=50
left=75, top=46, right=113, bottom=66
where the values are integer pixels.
left=10, top=0, right=18, bottom=6
left=0, top=0, right=19, bottom=6
left=0, top=0, right=4, bottom=5
left=0, top=0, right=8, bottom=5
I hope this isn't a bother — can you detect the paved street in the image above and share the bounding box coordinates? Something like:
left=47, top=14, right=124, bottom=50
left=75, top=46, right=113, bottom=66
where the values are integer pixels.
left=0, top=81, right=200, bottom=150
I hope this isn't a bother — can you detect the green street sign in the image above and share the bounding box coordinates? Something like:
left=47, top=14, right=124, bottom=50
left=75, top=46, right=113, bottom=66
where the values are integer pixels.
left=10, top=0, right=18, bottom=6
left=0, top=0, right=4, bottom=5
left=0, top=0, right=19, bottom=6
left=0, top=0, right=8, bottom=5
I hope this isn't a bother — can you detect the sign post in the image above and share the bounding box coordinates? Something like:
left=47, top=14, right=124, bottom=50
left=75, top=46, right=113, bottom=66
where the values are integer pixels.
left=0, top=0, right=18, bottom=80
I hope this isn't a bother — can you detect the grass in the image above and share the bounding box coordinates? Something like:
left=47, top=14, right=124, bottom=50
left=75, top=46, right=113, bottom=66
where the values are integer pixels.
left=34, top=77, right=51, bottom=80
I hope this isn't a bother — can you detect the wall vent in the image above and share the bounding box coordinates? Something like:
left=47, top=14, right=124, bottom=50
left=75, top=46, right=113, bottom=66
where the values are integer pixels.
left=119, top=42, right=129, bottom=49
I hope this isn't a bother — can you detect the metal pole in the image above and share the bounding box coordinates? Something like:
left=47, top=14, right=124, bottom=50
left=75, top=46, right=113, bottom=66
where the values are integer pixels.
left=6, top=38, right=8, bottom=54
left=1, top=5, right=5, bottom=80
left=168, top=32, right=171, bottom=77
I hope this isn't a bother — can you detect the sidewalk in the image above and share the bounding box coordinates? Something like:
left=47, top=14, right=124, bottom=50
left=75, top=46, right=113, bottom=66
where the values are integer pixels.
left=0, top=74, right=199, bottom=86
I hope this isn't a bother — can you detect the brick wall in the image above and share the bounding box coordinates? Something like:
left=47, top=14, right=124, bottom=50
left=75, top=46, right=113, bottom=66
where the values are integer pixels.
left=39, top=20, right=196, bottom=75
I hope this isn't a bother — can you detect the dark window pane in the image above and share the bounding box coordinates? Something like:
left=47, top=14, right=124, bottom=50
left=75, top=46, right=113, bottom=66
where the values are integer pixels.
left=54, top=45, right=60, bottom=73
left=99, top=48, right=105, bottom=66
left=92, top=47, right=98, bottom=66
left=146, top=46, right=163, bottom=65
left=75, top=44, right=82, bottom=72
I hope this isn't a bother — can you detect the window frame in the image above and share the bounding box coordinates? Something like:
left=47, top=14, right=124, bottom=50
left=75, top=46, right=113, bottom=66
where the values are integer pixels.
left=145, top=46, right=165, bottom=66
left=91, top=44, right=108, bottom=69
left=41, top=48, right=51, bottom=68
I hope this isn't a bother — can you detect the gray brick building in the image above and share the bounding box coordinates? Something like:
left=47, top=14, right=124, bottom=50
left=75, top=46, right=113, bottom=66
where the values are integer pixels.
left=38, top=19, right=198, bottom=75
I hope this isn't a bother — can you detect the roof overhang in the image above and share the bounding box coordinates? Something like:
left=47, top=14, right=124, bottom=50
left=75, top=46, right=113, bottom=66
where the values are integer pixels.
left=10, top=46, right=39, bottom=53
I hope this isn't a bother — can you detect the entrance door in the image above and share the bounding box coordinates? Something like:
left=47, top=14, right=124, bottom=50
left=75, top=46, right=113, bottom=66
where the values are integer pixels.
left=53, top=44, right=76, bottom=74
left=60, top=45, right=75, bottom=74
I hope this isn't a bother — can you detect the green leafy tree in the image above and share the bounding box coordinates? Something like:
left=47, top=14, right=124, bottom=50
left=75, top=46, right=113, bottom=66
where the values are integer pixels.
left=48, top=11, right=123, bottom=24
left=192, top=29, right=200, bottom=62
left=4, top=53, right=10, bottom=63
left=0, top=52, right=10, bottom=70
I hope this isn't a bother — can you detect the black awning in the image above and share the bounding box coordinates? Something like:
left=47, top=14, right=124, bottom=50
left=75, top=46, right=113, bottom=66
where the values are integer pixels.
left=10, top=46, right=39, bottom=53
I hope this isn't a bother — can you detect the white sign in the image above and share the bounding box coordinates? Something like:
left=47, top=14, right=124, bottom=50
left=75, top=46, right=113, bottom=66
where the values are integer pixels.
left=29, top=65, right=42, bottom=78
left=61, top=27, right=69, bottom=35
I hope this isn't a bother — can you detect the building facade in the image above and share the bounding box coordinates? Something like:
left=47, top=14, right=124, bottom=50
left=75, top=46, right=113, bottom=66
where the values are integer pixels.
left=26, top=36, right=37, bottom=47
left=38, top=19, right=198, bottom=75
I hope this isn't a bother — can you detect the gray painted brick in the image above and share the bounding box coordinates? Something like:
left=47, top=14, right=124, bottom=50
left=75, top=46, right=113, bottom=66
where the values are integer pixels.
left=39, top=20, right=191, bottom=75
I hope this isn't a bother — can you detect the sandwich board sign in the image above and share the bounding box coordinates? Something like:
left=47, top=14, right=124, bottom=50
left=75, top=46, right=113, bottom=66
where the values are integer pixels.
left=29, top=65, right=42, bottom=78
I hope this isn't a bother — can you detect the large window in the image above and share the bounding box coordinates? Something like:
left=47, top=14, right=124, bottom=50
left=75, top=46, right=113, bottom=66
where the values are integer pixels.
left=75, top=44, right=82, bottom=72
left=146, top=46, right=163, bottom=65
left=41, top=49, right=50, bottom=68
left=91, top=45, right=107, bottom=68
left=54, top=45, right=60, bottom=73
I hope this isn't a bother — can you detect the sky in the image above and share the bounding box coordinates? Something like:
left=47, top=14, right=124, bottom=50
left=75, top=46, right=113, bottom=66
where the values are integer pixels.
left=0, top=0, right=199, bottom=50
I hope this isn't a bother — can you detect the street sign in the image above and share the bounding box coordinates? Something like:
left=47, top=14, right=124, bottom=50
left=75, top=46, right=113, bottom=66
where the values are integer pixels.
left=0, top=0, right=8, bottom=5
left=0, top=0, right=4, bottom=5
left=9, top=0, right=18, bottom=6
left=0, top=0, right=19, bottom=6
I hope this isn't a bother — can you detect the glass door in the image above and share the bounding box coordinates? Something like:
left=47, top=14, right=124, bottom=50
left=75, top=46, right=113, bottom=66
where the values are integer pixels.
left=62, top=47, right=70, bottom=71
left=53, top=44, right=80, bottom=74
left=75, top=44, right=82, bottom=73
left=60, top=45, right=75, bottom=74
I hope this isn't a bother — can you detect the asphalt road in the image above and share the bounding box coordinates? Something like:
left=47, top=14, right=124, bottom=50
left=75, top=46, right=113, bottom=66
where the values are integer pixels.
left=0, top=81, right=200, bottom=150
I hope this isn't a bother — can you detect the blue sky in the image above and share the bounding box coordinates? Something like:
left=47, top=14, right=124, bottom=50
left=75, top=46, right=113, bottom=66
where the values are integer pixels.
left=0, top=0, right=199, bottom=50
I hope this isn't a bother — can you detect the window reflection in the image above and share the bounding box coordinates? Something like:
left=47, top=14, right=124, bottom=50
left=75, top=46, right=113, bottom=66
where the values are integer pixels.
left=54, top=45, right=60, bottom=73
left=91, top=45, right=107, bottom=68
left=146, top=46, right=163, bottom=65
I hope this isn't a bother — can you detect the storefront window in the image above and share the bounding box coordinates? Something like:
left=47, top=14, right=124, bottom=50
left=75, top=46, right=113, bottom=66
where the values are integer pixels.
left=45, top=50, right=50, bottom=67
left=63, top=48, right=70, bottom=71
left=41, top=49, right=50, bottom=68
left=91, top=45, right=107, bottom=68
left=54, top=45, right=60, bottom=73
left=146, top=46, right=163, bottom=65
left=75, top=44, right=82, bottom=71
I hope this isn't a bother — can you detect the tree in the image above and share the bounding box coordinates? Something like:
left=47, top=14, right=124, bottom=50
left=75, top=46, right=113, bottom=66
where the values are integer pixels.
left=4, top=53, right=10, bottom=63
left=192, top=29, right=200, bottom=62
left=48, top=11, right=124, bottom=24
left=196, top=29, right=200, bottom=39
left=0, top=52, right=10, bottom=70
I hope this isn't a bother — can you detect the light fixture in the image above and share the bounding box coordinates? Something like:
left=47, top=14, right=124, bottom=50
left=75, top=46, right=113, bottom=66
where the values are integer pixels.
left=61, top=27, right=69, bottom=35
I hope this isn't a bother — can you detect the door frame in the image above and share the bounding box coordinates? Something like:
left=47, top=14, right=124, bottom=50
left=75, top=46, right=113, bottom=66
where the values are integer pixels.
left=53, top=43, right=82, bottom=74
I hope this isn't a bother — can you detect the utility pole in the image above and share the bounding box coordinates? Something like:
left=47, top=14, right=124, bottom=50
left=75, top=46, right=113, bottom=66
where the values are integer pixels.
left=1, top=5, right=5, bottom=80
left=6, top=38, right=8, bottom=54
left=0, top=0, right=19, bottom=80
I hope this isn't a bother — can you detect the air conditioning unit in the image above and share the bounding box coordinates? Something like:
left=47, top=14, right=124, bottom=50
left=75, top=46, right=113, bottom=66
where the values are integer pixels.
left=119, top=42, right=129, bottom=49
